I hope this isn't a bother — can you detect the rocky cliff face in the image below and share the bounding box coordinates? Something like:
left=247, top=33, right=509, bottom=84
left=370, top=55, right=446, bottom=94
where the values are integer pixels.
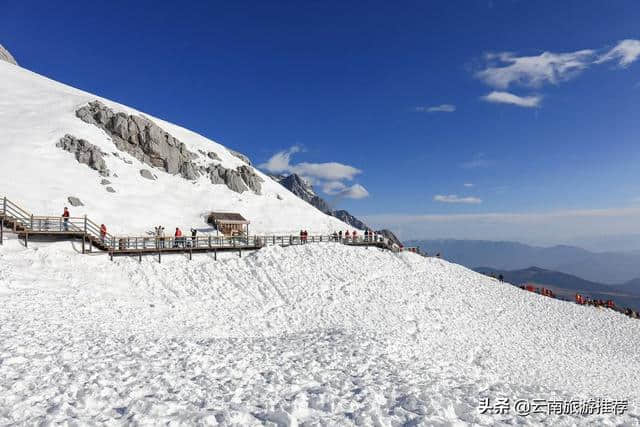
left=75, top=101, right=263, bottom=194
left=332, top=210, right=368, bottom=230
left=275, top=174, right=332, bottom=214
left=76, top=101, right=201, bottom=180
left=0, top=44, right=18, bottom=66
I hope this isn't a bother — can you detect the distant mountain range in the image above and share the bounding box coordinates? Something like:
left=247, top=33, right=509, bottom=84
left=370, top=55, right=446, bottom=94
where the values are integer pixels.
left=406, top=239, right=640, bottom=284
left=270, top=173, right=402, bottom=246
left=475, top=266, right=640, bottom=311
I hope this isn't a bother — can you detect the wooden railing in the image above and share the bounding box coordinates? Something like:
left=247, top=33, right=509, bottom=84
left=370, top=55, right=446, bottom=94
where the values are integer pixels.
left=1, top=195, right=394, bottom=258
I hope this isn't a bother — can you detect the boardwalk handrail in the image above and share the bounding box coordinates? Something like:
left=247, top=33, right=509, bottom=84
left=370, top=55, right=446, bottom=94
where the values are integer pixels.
left=0, top=195, right=394, bottom=255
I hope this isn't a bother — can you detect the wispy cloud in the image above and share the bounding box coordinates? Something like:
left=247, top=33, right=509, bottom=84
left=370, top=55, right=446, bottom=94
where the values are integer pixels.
left=476, top=39, right=640, bottom=94
left=460, top=154, right=491, bottom=169
left=482, top=91, right=542, bottom=108
left=434, top=194, right=482, bottom=204
left=596, top=39, right=640, bottom=67
left=261, top=146, right=369, bottom=199
left=463, top=183, right=474, bottom=188
left=476, top=50, right=595, bottom=89
left=415, top=104, right=456, bottom=113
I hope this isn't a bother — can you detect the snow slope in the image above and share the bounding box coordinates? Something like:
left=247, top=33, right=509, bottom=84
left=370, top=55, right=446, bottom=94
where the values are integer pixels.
left=1, top=236, right=639, bottom=425
left=0, top=60, right=351, bottom=235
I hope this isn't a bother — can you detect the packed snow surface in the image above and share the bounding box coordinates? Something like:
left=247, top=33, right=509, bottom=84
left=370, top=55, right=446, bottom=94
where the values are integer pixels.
left=1, top=237, right=639, bottom=425
left=0, top=60, right=351, bottom=235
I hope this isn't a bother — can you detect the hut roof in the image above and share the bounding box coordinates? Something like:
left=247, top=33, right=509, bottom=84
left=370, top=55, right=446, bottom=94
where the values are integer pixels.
left=207, top=212, right=249, bottom=224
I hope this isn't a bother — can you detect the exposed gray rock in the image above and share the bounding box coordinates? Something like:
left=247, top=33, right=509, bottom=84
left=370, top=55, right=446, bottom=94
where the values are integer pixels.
left=76, top=101, right=200, bottom=180
left=333, top=210, right=368, bottom=230
left=228, top=149, right=252, bottom=165
left=377, top=229, right=402, bottom=246
left=106, top=186, right=116, bottom=193
left=275, top=173, right=331, bottom=214
left=140, top=169, right=156, bottom=180
left=67, top=197, right=84, bottom=207
left=276, top=194, right=283, bottom=200
left=207, top=164, right=247, bottom=193
left=207, top=151, right=221, bottom=161
left=237, top=165, right=264, bottom=194
left=56, top=134, right=110, bottom=177
left=100, top=179, right=111, bottom=185
left=0, top=44, right=17, bottom=66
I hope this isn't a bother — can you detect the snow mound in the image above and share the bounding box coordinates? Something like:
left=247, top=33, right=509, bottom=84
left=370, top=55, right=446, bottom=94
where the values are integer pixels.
left=0, top=61, right=351, bottom=235
left=1, top=237, right=638, bottom=425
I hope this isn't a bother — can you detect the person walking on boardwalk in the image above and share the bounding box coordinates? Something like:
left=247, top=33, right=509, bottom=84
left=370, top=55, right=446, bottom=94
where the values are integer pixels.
left=338, top=230, right=343, bottom=241
left=62, top=207, right=70, bottom=231
left=100, top=224, right=107, bottom=242
left=174, top=227, right=183, bottom=248
left=345, top=230, right=350, bottom=242
left=190, top=228, right=197, bottom=248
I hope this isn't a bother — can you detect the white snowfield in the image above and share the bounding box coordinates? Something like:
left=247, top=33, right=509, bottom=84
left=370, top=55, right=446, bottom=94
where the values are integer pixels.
left=0, top=60, right=351, bottom=235
left=1, top=237, right=639, bottom=425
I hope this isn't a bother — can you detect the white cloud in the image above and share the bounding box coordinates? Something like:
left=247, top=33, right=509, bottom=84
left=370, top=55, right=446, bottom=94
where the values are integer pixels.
left=415, top=104, right=456, bottom=113
left=322, top=181, right=369, bottom=199
left=260, top=146, right=302, bottom=174
left=596, top=39, right=640, bottom=67
left=476, top=50, right=595, bottom=89
left=292, top=162, right=361, bottom=181
left=338, top=184, right=370, bottom=200
left=261, top=146, right=361, bottom=181
left=434, top=194, right=482, bottom=204
left=261, top=146, right=369, bottom=200
left=482, top=91, right=542, bottom=108
left=463, top=183, right=474, bottom=188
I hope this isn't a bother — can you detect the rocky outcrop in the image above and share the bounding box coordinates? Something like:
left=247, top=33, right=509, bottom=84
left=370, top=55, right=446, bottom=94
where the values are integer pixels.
left=275, top=174, right=331, bottom=214
left=56, top=134, right=110, bottom=177
left=228, top=149, right=252, bottom=165
left=377, top=229, right=402, bottom=246
left=67, top=197, right=84, bottom=207
left=76, top=101, right=264, bottom=194
left=100, top=179, right=111, bottom=185
left=106, top=186, right=116, bottom=193
left=76, top=101, right=200, bottom=180
left=207, top=164, right=247, bottom=193
left=333, top=210, right=368, bottom=230
left=237, top=165, right=264, bottom=194
left=0, top=44, right=17, bottom=66
left=140, top=169, right=156, bottom=180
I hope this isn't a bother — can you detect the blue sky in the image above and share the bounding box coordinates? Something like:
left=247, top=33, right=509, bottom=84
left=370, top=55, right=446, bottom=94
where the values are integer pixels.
left=2, top=1, right=640, bottom=245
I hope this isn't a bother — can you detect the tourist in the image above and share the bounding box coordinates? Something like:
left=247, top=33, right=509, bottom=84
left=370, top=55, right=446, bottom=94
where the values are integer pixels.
left=191, top=228, right=197, bottom=247
left=100, top=224, right=107, bottom=242
left=174, top=227, right=183, bottom=248
left=62, top=207, right=70, bottom=231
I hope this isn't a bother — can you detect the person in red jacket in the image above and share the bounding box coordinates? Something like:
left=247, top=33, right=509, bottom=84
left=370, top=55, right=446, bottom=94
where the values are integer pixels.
left=62, top=207, right=70, bottom=231
left=174, top=227, right=183, bottom=248
left=100, top=224, right=107, bottom=241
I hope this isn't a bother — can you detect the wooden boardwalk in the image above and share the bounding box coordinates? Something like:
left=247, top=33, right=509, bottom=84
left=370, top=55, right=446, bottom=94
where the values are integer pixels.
left=1, top=196, right=395, bottom=262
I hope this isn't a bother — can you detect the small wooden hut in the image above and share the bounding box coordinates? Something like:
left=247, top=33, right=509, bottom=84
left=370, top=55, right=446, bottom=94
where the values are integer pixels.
left=207, top=212, right=250, bottom=236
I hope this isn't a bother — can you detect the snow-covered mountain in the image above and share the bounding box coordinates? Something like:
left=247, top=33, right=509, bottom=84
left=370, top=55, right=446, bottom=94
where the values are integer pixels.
left=0, top=59, right=353, bottom=235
